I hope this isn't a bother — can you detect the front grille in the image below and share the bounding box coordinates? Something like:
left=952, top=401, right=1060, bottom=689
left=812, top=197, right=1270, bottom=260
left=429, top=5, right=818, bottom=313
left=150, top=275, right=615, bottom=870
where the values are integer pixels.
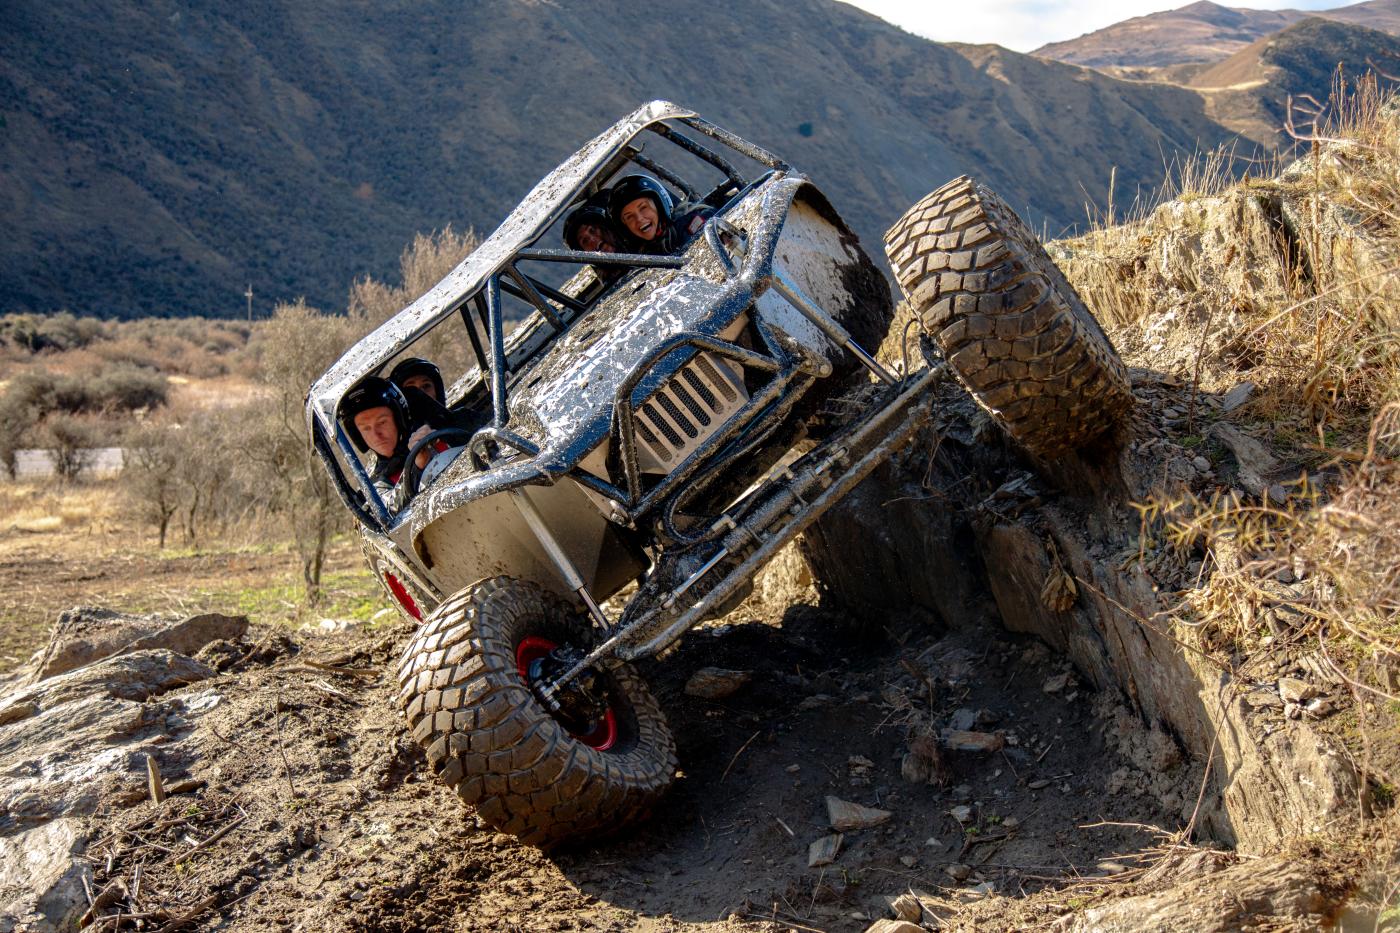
left=634, top=352, right=748, bottom=472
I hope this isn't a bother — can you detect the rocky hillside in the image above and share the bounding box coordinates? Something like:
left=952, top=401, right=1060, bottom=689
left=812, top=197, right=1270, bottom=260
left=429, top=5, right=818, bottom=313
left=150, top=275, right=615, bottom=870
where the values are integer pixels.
left=1033, top=0, right=1400, bottom=69
left=2, top=0, right=1247, bottom=317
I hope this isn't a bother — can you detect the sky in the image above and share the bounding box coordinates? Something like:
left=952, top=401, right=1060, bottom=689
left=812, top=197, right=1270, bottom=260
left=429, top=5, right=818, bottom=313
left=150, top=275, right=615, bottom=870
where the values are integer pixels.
left=842, top=0, right=1364, bottom=52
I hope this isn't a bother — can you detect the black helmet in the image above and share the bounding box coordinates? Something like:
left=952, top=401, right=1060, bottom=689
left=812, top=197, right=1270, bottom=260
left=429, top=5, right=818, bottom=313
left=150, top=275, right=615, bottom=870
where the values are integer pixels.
left=388, top=357, right=445, bottom=402
left=563, top=190, right=615, bottom=250
left=608, top=175, right=674, bottom=230
left=339, top=376, right=410, bottom=453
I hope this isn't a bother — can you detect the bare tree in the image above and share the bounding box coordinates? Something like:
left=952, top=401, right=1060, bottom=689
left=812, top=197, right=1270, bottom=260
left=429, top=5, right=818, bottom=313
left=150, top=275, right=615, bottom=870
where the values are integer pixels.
left=251, top=300, right=359, bottom=602
left=123, top=425, right=183, bottom=548
left=42, top=415, right=100, bottom=482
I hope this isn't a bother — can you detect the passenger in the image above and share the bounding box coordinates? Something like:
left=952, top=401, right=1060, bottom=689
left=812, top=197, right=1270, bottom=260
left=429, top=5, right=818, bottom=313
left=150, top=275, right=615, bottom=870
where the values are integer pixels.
left=338, top=376, right=454, bottom=510
left=390, top=356, right=456, bottom=441
left=608, top=175, right=713, bottom=256
left=563, top=191, right=626, bottom=284
left=389, top=357, right=445, bottom=403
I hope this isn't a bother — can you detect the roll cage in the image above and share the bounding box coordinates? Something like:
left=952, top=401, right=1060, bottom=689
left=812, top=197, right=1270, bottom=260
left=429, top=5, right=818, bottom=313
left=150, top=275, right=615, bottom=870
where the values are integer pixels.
left=306, top=101, right=791, bottom=531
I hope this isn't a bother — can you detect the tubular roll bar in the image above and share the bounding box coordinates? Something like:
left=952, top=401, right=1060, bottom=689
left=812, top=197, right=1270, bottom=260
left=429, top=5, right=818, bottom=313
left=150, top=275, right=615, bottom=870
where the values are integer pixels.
left=628, top=149, right=700, bottom=203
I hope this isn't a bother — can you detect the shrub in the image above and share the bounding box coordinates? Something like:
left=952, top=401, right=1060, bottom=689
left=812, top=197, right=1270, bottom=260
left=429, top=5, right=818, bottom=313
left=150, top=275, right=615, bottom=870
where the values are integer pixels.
left=88, top=365, right=168, bottom=412
left=40, top=415, right=104, bottom=482
left=0, top=312, right=106, bottom=352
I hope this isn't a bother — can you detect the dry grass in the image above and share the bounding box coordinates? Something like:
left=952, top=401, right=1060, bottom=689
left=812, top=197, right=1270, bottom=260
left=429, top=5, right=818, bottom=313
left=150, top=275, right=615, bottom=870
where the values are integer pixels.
left=0, top=481, right=116, bottom=535
left=1120, top=83, right=1398, bottom=664
left=1058, top=78, right=1400, bottom=450
left=1058, top=80, right=1400, bottom=807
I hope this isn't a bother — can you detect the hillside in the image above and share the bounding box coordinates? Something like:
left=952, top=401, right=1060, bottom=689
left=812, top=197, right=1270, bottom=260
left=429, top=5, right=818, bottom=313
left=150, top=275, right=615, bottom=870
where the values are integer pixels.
left=1033, top=0, right=1400, bottom=69
left=1189, top=18, right=1400, bottom=146
left=0, top=0, right=1245, bottom=317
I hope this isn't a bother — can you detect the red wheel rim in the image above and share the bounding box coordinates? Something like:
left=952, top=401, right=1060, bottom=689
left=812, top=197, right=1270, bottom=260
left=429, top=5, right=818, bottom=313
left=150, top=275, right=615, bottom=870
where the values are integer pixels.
left=515, top=636, right=618, bottom=751
left=383, top=571, right=422, bottom=621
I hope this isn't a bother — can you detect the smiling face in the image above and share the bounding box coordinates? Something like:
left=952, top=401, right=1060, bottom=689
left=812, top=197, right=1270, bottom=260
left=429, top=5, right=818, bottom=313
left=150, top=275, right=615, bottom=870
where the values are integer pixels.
left=619, top=196, right=662, bottom=241
left=353, top=405, right=400, bottom=458
left=400, top=372, right=438, bottom=401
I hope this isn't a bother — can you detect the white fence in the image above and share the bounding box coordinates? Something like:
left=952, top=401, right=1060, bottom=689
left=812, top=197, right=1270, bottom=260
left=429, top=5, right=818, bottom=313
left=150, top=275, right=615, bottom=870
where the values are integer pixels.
left=11, top=448, right=126, bottom=479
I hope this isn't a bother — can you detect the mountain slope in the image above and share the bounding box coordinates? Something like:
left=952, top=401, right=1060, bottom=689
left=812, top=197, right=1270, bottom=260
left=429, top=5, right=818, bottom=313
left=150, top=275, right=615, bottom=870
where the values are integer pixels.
left=1188, top=18, right=1400, bottom=146
left=1033, top=0, right=1400, bottom=69
left=1, top=0, right=1242, bottom=317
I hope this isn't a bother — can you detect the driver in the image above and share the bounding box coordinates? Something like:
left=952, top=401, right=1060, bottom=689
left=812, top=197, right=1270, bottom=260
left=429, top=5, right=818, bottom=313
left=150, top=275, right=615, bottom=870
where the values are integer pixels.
left=339, top=376, right=454, bottom=510
left=608, top=175, right=712, bottom=256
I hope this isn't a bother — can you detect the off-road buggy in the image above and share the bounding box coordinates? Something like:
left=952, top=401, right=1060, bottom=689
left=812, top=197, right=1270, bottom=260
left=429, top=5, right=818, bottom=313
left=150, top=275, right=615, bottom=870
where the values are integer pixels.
left=306, top=100, right=1133, bottom=847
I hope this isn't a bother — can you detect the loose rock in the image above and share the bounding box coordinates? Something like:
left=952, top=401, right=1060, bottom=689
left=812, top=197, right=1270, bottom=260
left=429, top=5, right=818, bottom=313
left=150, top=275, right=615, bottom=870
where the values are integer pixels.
left=943, top=730, right=1004, bottom=753
left=892, top=893, right=921, bottom=922
left=827, top=796, right=893, bottom=831
left=683, top=667, right=752, bottom=700
left=808, top=833, right=844, bottom=867
left=865, top=922, right=922, bottom=933
left=1278, top=677, right=1319, bottom=704
left=1221, top=381, right=1256, bottom=412
left=945, top=863, right=972, bottom=882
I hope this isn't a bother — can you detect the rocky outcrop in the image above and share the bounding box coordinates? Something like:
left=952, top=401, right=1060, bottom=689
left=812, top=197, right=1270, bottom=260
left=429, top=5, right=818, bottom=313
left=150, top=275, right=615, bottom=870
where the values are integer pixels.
left=0, top=610, right=242, bottom=932
left=802, top=390, right=1363, bottom=852
left=1064, top=853, right=1339, bottom=931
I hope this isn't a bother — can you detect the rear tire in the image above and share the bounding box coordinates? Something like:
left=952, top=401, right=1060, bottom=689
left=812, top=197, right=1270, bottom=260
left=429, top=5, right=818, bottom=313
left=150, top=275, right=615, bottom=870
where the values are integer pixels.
left=885, top=176, right=1133, bottom=458
left=396, top=577, right=676, bottom=848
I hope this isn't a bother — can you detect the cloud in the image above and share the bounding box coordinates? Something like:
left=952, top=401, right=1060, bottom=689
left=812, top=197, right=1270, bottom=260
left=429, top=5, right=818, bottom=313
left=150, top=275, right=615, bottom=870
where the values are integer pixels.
left=842, top=0, right=1364, bottom=52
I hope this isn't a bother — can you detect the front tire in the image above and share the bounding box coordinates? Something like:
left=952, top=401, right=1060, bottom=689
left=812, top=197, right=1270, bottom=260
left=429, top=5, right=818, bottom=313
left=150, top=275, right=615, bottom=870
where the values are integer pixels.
left=885, top=176, right=1133, bottom=458
left=396, top=577, right=677, bottom=848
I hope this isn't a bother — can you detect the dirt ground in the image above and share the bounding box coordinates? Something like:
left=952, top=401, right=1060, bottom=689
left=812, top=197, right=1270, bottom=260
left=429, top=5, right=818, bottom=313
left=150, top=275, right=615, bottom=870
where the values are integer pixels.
left=68, top=578, right=1209, bottom=933
left=0, top=480, right=373, bottom=668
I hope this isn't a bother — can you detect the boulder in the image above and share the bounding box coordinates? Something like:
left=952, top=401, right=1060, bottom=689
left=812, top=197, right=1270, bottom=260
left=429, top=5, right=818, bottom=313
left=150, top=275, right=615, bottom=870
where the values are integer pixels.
left=28, top=607, right=247, bottom=682
left=0, top=819, right=89, bottom=932
left=1064, top=855, right=1333, bottom=931
left=0, top=650, right=214, bottom=828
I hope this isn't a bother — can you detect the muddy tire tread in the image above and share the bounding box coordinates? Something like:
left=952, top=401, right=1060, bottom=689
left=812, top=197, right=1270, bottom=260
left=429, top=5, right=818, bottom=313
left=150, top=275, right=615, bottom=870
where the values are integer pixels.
left=885, top=176, right=1133, bottom=456
left=396, top=577, right=677, bottom=848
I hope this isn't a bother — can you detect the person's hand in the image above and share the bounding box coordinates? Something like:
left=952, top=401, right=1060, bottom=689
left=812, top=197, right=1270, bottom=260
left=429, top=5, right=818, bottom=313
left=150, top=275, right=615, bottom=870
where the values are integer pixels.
left=408, top=425, right=433, bottom=468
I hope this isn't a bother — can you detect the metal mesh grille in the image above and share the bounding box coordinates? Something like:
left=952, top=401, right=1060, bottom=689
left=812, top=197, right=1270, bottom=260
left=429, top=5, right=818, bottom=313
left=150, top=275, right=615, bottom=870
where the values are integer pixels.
left=655, top=391, right=698, bottom=438
left=681, top=368, right=718, bottom=412
left=695, top=355, right=738, bottom=403
left=641, top=401, right=683, bottom=447
left=670, top=380, right=711, bottom=427
left=635, top=418, right=660, bottom=449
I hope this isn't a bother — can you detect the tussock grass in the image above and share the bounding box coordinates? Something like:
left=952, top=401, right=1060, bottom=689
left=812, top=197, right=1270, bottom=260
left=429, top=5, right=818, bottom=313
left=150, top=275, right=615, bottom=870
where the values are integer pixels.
left=1059, top=77, right=1399, bottom=449
left=1096, top=79, right=1400, bottom=735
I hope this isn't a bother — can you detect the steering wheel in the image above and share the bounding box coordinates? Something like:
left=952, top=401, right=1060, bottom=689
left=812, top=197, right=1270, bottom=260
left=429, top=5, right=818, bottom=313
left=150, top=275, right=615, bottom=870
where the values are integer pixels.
left=404, top=428, right=475, bottom=498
